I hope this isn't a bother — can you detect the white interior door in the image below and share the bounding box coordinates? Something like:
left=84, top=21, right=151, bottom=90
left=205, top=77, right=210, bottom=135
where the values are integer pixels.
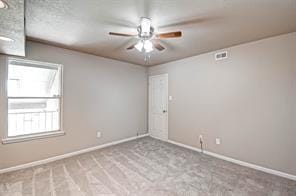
left=149, top=74, right=168, bottom=140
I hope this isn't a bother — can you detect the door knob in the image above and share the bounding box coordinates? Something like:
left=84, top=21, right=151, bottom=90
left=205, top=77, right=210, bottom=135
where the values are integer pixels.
left=163, top=110, right=167, bottom=113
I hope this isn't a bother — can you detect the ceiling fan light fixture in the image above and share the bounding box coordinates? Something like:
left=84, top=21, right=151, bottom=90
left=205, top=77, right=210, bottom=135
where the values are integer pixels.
left=135, top=41, right=144, bottom=52
left=0, top=0, right=8, bottom=9
left=135, top=40, right=154, bottom=53
left=143, top=40, right=153, bottom=53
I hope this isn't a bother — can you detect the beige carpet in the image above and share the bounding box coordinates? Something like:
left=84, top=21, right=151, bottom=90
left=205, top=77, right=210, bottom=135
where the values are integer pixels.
left=0, top=136, right=295, bottom=196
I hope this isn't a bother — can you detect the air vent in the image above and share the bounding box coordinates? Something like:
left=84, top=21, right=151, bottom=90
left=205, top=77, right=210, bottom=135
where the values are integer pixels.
left=215, top=51, right=228, bottom=61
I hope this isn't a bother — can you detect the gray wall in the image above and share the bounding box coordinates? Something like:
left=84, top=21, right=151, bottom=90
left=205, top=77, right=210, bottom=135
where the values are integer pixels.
left=0, top=41, right=148, bottom=169
left=1, top=33, right=295, bottom=176
left=149, top=32, right=296, bottom=175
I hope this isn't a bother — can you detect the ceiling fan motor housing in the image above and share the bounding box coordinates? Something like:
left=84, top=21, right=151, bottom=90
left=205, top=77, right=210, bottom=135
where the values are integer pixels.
left=137, top=26, right=154, bottom=39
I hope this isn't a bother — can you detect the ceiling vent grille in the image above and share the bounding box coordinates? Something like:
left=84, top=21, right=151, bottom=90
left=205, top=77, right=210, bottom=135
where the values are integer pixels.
left=215, top=51, right=228, bottom=61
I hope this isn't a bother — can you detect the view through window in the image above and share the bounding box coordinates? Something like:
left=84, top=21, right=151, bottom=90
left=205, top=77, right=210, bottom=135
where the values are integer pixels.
left=7, top=59, right=62, bottom=137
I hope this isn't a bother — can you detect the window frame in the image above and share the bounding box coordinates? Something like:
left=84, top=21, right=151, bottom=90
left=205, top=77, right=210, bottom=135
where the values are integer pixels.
left=2, top=57, right=64, bottom=144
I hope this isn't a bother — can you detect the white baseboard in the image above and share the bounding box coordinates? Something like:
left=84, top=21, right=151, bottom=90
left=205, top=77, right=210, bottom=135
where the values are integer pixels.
left=150, top=135, right=296, bottom=181
left=167, top=139, right=296, bottom=181
left=0, top=133, right=149, bottom=174
left=2, top=134, right=295, bottom=181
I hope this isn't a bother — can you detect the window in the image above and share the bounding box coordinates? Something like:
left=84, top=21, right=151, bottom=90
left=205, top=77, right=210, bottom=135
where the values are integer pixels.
left=3, top=58, right=63, bottom=143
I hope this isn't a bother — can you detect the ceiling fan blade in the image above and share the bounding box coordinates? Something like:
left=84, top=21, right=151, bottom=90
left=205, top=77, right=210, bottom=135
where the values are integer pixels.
left=159, top=17, right=216, bottom=28
left=156, top=31, right=182, bottom=39
left=153, top=42, right=165, bottom=51
left=126, top=43, right=136, bottom=50
left=109, top=32, right=136, bottom=37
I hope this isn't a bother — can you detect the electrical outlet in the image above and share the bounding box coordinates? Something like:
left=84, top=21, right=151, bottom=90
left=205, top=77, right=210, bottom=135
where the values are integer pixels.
left=97, top=131, right=102, bottom=138
left=215, top=138, right=221, bottom=145
left=169, top=96, right=173, bottom=101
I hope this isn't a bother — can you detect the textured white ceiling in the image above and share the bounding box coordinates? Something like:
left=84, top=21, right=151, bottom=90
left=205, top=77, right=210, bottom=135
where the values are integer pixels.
left=25, top=0, right=296, bottom=66
left=0, top=0, right=25, bottom=56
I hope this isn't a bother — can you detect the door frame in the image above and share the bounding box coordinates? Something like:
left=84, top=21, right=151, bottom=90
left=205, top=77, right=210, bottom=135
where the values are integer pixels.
left=148, top=73, right=169, bottom=140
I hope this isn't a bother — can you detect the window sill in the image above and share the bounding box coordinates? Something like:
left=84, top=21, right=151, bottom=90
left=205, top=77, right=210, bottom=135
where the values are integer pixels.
left=2, top=131, right=65, bottom=144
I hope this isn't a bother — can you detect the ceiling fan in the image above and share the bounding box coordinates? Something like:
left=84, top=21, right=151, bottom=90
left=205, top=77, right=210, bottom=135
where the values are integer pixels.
left=109, top=17, right=182, bottom=53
